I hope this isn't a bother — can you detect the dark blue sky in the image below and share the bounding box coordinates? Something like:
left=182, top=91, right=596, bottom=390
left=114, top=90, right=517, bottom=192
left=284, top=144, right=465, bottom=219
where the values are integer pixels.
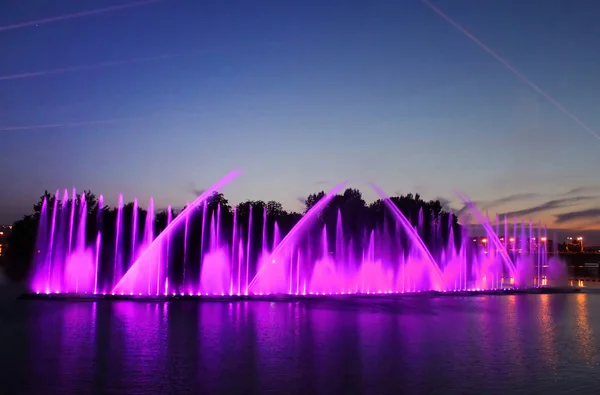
left=1, top=0, right=599, bottom=240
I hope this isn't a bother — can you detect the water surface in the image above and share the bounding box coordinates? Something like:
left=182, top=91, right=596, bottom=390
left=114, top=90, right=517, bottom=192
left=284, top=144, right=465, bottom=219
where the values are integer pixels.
left=1, top=294, right=599, bottom=394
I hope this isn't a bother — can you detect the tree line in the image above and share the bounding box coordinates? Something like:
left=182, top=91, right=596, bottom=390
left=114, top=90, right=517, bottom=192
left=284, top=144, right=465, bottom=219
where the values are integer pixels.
left=3, top=188, right=460, bottom=282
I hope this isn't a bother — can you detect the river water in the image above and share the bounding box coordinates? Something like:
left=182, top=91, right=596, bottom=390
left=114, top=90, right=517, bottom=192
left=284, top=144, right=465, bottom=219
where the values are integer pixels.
left=1, top=293, right=599, bottom=394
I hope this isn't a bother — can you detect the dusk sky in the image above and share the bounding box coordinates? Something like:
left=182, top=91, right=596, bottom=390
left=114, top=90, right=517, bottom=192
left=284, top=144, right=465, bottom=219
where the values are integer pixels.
left=1, top=0, right=599, bottom=241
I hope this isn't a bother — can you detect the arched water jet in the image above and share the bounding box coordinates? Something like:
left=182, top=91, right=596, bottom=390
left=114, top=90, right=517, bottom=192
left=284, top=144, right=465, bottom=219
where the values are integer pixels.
left=112, top=170, right=241, bottom=294
left=27, top=175, right=566, bottom=298
left=369, top=183, right=444, bottom=290
left=247, top=181, right=348, bottom=293
left=454, top=191, right=516, bottom=277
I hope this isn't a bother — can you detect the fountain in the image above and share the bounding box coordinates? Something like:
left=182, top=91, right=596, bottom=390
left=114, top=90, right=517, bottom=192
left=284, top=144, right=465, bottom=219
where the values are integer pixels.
left=25, top=175, right=570, bottom=299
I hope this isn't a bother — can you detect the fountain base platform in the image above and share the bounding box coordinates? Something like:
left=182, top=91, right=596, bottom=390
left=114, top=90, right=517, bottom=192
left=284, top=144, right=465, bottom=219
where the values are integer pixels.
left=18, top=287, right=581, bottom=302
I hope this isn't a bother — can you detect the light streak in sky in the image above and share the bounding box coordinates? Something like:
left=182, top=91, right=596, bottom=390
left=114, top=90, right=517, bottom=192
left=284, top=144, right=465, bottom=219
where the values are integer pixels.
left=0, top=0, right=162, bottom=33
left=0, top=51, right=201, bottom=82
left=421, top=0, right=600, bottom=141
left=0, top=111, right=205, bottom=132
left=0, top=117, right=146, bottom=132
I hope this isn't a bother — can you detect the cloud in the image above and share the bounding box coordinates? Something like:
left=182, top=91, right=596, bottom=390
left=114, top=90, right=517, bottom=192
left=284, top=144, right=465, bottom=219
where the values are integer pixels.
left=564, top=186, right=600, bottom=196
left=485, top=193, right=539, bottom=209
left=555, top=208, right=600, bottom=224
left=186, top=181, right=206, bottom=198
left=435, top=197, right=453, bottom=212
left=455, top=202, right=477, bottom=217
left=192, top=189, right=206, bottom=197
left=453, top=192, right=539, bottom=218
left=315, top=180, right=328, bottom=185
left=453, top=198, right=484, bottom=217
left=501, top=196, right=593, bottom=218
left=296, top=196, right=306, bottom=205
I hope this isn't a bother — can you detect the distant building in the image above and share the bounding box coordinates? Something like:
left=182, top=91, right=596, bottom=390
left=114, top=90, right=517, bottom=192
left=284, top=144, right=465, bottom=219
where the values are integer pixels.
left=566, top=236, right=584, bottom=253
left=471, top=236, right=553, bottom=253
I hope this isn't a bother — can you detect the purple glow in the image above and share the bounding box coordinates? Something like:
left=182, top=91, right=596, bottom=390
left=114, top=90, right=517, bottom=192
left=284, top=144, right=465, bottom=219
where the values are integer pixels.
left=28, top=177, right=566, bottom=297
left=454, top=191, right=516, bottom=277
left=370, top=183, right=444, bottom=290
left=112, top=170, right=241, bottom=294
left=247, top=181, right=348, bottom=293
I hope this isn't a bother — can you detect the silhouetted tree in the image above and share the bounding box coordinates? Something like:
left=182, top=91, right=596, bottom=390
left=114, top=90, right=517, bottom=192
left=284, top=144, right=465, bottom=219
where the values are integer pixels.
left=206, top=192, right=232, bottom=215
left=5, top=189, right=104, bottom=281
left=304, top=192, right=326, bottom=213
left=4, top=215, right=37, bottom=281
left=33, top=190, right=53, bottom=215
left=4, top=187, right=461, bottom=283
left=266, top=201, right=285, bottom=217
left=235, top=201, right=269, bottom=229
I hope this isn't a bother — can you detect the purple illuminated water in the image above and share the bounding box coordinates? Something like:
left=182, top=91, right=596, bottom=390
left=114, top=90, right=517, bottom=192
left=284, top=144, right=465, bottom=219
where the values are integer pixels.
left=28, top=176, right=565, bottom=297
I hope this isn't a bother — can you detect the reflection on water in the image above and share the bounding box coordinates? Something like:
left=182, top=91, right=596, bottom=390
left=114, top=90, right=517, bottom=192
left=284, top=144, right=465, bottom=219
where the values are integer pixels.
left=576, top=294, right=596, bottom=366
left=1, top=295, right=600, bottom=394
left=539, top=294, right=558, bottom=375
